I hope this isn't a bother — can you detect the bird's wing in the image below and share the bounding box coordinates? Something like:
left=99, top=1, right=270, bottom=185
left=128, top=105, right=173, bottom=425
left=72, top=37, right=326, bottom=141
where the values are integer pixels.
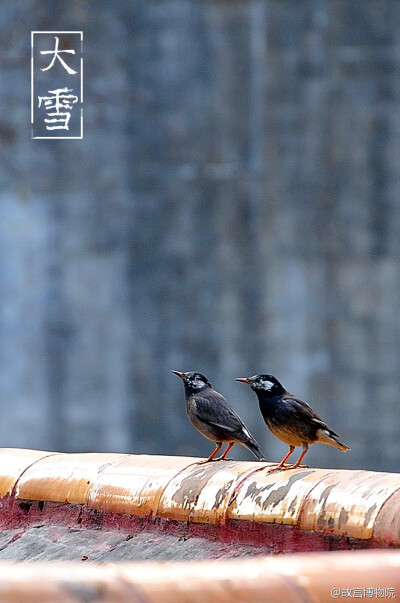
left=283, top=395, right=340, bottom=437
left=193, top=394, right=249, bottom=438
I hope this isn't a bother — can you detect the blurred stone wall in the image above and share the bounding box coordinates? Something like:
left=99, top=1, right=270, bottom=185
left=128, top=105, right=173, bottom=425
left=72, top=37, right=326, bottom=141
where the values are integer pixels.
left=0, top=0, right=399, bottom=471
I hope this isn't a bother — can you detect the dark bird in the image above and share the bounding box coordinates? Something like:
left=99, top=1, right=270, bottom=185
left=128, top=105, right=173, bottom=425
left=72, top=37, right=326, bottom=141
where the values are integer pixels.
left=235, top=374, right=350, bottom=471
left=172, top=370, right=266, bottom=464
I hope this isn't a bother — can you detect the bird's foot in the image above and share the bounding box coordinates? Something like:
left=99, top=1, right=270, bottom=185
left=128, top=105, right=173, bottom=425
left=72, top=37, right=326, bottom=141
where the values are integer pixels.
left=275, top=464, right=309, bottom=471
left=266, top=463, right=293, bottom=474
left=266, top=465, right=284, bottom=474
left=267, top=462, right=309, bottom=473
left=268, top=464, right=298, bottom=473
left=196, top=458, right=216, bottom=465
left=196, top=456, right=234, bottom=464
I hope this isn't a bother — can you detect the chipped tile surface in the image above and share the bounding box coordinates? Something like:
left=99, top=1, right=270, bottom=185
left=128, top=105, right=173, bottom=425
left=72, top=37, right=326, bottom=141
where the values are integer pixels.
left=88, top=454, right=198, bottom=517
left=300, top=470, right=400, bottom=538
left=228, top=467, right=334, bottom=524
left=1, top=450, right=400, bottom=545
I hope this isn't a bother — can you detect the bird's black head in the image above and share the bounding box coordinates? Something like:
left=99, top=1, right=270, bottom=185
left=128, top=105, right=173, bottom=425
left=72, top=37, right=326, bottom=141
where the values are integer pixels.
left=171, top=370, right=211, bottom=394
left=235, top=374, right=285, bottom=396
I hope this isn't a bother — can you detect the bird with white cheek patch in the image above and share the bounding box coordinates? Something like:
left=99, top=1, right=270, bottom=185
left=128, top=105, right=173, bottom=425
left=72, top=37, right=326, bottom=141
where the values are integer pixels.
left=172, top=370, right=267, bottom=464
left=235, top=374, right=350, bottom=472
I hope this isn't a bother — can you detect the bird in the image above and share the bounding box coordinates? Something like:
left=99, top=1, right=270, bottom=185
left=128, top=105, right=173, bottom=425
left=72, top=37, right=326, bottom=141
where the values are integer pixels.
left=235, top=374, right=350, bottom=471
left=172, top=370, right=266, bottom=464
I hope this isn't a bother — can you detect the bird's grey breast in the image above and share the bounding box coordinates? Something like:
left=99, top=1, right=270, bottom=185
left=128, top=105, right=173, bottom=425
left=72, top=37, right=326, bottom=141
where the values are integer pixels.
left=185, top=396, right=197, bottom=421
left=184, top=395, right=215, bottom=440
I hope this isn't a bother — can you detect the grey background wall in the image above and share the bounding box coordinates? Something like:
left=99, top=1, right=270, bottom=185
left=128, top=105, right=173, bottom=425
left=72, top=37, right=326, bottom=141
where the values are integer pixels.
left=0, top=1, right=399, bottom=471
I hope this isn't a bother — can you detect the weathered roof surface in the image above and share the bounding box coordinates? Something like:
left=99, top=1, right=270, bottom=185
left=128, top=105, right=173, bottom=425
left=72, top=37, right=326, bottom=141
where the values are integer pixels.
left=1, top=448, right=400, bottom=546
left=1, top=449, right=400, bottom=600
left=0, top=550, right=399, bottom=602
left=0, top=524, right=269, bottom=563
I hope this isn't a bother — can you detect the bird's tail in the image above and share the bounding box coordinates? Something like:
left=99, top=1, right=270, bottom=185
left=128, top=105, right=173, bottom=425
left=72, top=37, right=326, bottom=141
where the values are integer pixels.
left=245, top=439, right=267, bottom=462
left=317, top=429, right=350, bottom=452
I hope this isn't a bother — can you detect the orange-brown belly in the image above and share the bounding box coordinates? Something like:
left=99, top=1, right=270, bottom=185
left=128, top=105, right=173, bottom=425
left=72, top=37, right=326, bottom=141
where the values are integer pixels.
left=268, top=423, right=313, bottom=447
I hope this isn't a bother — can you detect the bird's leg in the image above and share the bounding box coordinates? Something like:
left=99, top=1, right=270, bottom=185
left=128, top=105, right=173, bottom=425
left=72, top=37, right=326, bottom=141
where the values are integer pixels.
left=215, top=442, right=235, bottom=461
left=267, top=446, right=295, bottom=473
left=291, top=443, right=309, bottom=469
left=196, top=443, right=222, bottom=465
